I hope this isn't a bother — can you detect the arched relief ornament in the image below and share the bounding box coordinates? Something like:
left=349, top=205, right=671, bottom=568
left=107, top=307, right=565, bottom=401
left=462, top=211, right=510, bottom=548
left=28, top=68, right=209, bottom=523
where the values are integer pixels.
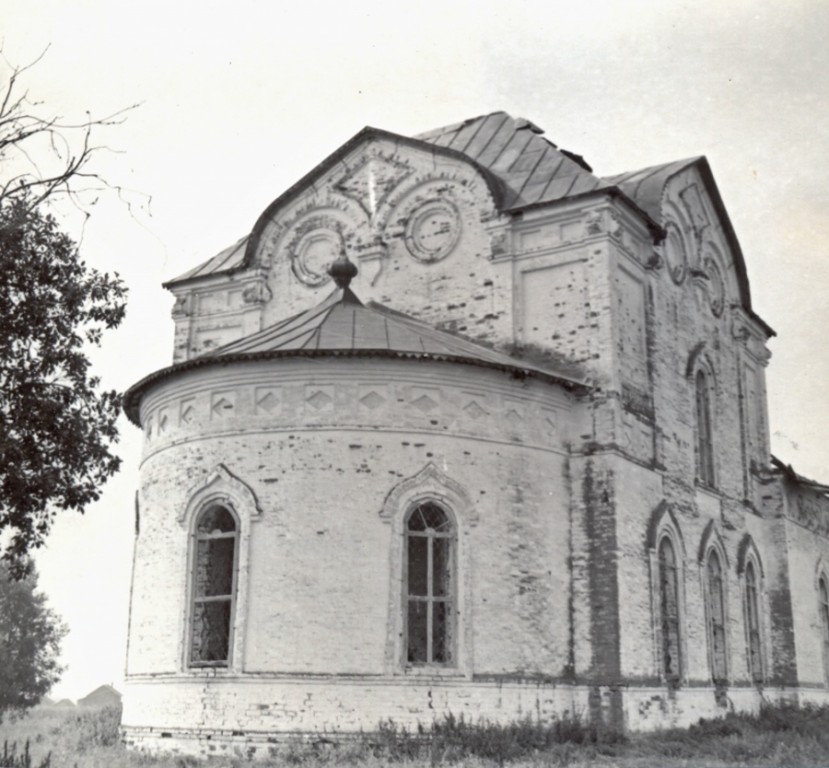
left=286, top=214, right=347, bottom=287
left=736, top=534, right=764, bottom=578
left=404, top=199, right=462, bottom=264
left=380, top=462, right=478, bottom=527
left=380, top=177, right=476, bottom=265
left=259, top=191, right=369, bottom=281
left=678, top=182, right=710, bottom=233
left=701, top=242, right=726, bottom=317
left=663, top=219, right=688, bottom=285
left=179, top=464, right=263, bottom=527
left=685, top=342, right=717, bottom=386
left=698, top=519, right=730, bottom=568
left=381, top=462, right=477, bottom=676
left=646, top=500, right=688, bottom=557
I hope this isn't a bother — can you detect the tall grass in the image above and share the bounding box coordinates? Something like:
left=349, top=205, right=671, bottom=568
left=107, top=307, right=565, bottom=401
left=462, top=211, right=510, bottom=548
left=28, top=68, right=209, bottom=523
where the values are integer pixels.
left=2, top=700, right=829, bottom=766
left=0, top=740, right=51, bottom=768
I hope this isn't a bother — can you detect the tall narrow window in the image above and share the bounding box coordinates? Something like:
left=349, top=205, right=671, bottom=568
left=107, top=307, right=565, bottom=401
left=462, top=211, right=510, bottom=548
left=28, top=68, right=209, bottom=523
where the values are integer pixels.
left=658, top=536, right=682, bottom=680
left=745, top=561, right=763, bottom=683
left=696, top=369, right=715, bottom=486
left=706, top=550, right=728, bottom=682
left=819, top=576, right=829, bottom=684
left=405, top=502, right=455, bottom=665
left=190, top=505, right=238, bottom=667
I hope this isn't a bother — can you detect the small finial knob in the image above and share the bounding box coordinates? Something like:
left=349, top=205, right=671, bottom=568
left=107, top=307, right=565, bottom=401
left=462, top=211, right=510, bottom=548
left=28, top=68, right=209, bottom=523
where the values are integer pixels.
left=328, top=251, right=358, bottom=289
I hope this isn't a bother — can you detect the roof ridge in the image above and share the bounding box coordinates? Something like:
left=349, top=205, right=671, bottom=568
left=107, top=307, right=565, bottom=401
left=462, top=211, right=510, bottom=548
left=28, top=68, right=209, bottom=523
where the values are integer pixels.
left=413, top=111, right=510, bottom=141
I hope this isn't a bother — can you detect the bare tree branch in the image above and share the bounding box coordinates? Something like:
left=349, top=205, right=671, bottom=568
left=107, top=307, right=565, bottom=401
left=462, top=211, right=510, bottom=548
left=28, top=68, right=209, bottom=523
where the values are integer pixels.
left=0, top=46, right=146, bottom=216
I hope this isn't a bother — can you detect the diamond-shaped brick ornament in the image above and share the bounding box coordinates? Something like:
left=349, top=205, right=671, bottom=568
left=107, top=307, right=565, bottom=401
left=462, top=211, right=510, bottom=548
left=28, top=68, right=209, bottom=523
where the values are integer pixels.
left=257, top=391, right=279, bottom=413
left=307, top=389, right=333, bottom=410
left=211, top=397, right=234, bottom=416
left=505, top=408, right=522, bottom=425
left=360, top=391, right=385, bottom=409
left=412, top=394, right=438, bottom=412
left=464, top=401, right=487, bottom=419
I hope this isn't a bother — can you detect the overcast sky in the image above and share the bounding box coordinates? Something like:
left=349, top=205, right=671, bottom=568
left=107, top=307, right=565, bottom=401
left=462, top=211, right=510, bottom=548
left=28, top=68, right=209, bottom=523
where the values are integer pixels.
left=3, top=0, right=827, bottom=701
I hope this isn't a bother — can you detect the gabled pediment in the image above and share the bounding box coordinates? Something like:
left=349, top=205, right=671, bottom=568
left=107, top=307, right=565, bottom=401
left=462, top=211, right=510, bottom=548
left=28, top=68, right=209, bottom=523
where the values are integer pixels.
left=606, top=157, right=772, bottom=336
left=166, top=126, right=508, bottom=288
left=165, top=112, right=616, bottom=290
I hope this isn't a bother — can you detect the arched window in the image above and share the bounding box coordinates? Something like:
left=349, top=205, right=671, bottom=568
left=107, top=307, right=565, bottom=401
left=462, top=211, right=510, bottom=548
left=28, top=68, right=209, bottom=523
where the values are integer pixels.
left=190, top=505, right=238, bottom=667
left=695, top=369, right=715, bottom=486
left=658, top=536, right=682, bottom=681
left=706, top=549, right=728, bottom=682
left=744, top=560, right=763, bottom=683
left=819, top=576, right=829, bottom=684
left=405, top=501, right=455, bottom=665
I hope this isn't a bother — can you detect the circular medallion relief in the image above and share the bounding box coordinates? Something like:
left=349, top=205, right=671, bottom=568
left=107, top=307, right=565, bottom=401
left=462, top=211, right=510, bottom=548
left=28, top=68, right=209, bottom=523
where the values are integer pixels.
left=704, top=255, right=725, bottom=317
left=404, top=200, right=461, bottom=263
left=664, top=220, right=688, bottom=285
left=287, top=216, right=346, bottom=287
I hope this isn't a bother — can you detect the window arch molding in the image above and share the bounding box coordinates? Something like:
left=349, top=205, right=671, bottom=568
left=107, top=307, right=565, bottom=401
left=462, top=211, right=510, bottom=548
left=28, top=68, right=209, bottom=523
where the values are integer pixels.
left=180, top=464, right=262, bottom=673
left=737, top=534, right=765, bottom=684
left=699, top=520, right=730, bottom=684
left=380, top=463, right=477, bottom=677
left=647, top=502, right=688, bottom=685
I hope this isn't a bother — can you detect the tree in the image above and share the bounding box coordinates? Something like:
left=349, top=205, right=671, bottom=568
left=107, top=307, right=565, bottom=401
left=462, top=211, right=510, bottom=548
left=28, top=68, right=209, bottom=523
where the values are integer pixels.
left=0, top=54, right=129, bottom=576
left=0, top=197, right=127, bottom=575
left=0, top=560, right=66, bottom=719
left=1, top=48, right=138, bottom=212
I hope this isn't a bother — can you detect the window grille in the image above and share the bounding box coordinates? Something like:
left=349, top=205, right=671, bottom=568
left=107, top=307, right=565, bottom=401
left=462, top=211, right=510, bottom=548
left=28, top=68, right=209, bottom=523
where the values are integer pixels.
left=706, top=549, right=728, bottom=682
left=405, top=502, right=455, bottom=665
left=190, top=505, right=237, bottom=667
left=695, top=369, right=715, bottom=486
left=820, top=576, right=829, bottom=684
left=744, top=561, right=763, bottom=683
left=658, top=536, right=682, bottom=680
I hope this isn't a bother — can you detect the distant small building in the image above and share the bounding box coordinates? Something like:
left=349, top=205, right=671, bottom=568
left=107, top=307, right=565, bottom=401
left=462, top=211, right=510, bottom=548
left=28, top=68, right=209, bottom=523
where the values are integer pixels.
left=52, top=699, right=75, bottom=709
left=77, top=685, right=121, bottom=708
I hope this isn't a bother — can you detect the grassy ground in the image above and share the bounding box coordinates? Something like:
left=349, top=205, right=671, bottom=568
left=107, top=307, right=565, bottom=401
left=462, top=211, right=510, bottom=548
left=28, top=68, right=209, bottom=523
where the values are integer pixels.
left=2, top=704, right=829, bottom=767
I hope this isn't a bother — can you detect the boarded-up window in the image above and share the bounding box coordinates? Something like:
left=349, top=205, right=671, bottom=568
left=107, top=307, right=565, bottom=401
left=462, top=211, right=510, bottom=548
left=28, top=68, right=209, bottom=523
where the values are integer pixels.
left=190, top=505, right=237, bottom=667
left=695, top=370, right=715, bottom=486
left=406, top=502, right=455, bottom=665
left=658, top=537, right=682, bottom=680
left=706, top=550, right=728, bottom=682
left=819, top=576, right=829, bottom=684
left=745, top=561, right=763, bottom=683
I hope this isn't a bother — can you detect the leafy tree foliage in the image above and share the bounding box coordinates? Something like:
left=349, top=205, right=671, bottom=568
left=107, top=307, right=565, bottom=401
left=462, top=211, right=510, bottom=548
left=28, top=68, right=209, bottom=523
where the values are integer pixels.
left=0, top=560, right=66, bottom=719
left=0, top=197, right=127, bottom=575
left=0, top=54, right=130, bottom=575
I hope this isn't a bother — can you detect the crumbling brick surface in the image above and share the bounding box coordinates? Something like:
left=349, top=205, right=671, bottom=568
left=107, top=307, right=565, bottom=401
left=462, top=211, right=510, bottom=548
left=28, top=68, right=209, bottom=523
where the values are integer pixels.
left=125, top=134, right=829, bottom=749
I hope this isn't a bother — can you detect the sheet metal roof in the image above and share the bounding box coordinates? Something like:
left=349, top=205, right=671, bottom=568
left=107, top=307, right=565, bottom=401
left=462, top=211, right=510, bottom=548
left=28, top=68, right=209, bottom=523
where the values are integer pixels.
left=166, top=112, right=629, bottom=287
left=167, top=235, right=248, bottom=285
left=603, top=158, right=701, bottom=222
left=416, top=112, right=608, bottom=211
left=124, top=285, right=588, bottom=424
left=159, top=113, right=769, bottom=333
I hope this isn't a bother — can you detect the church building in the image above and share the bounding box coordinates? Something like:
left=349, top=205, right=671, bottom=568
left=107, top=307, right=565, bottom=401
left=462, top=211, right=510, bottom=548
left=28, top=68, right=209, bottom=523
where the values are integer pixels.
left=121, top=112, right=829, bottom=756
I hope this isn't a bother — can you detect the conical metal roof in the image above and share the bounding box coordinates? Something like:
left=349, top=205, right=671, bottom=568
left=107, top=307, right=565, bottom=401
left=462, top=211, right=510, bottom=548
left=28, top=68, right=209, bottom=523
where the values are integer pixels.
left=124, top=285, right=588, bottom=424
